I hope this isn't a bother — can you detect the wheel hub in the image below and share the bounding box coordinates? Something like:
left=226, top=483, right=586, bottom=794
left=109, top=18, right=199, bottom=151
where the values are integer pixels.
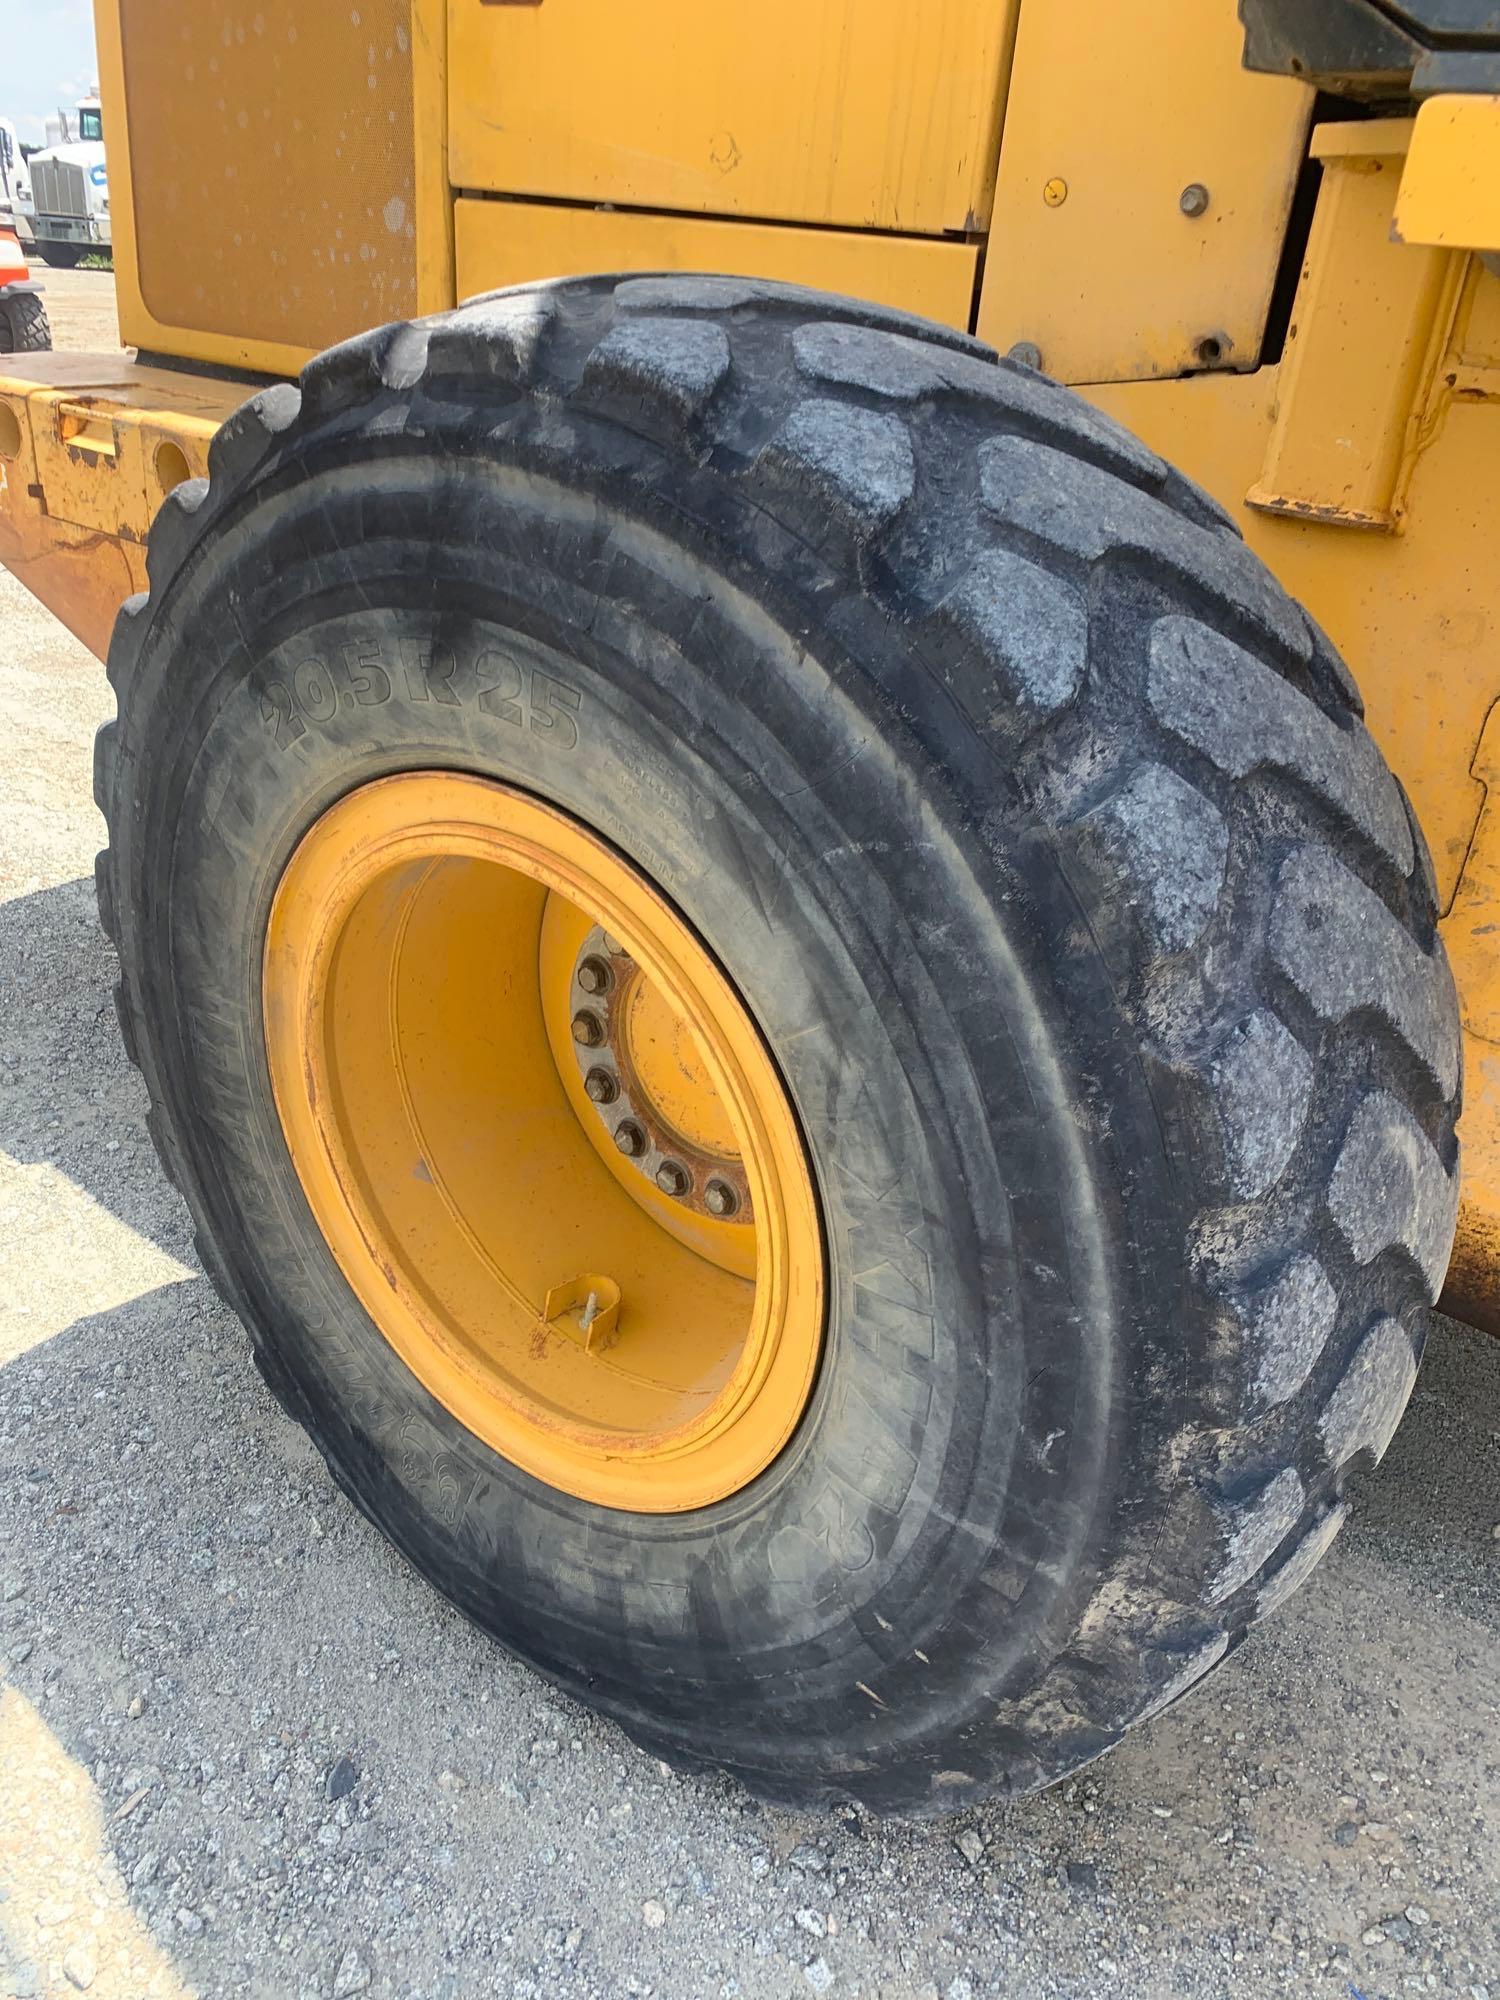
left=563, top=924, right=754, bottom=1231
left=262, top=772, right=824, bottom=1512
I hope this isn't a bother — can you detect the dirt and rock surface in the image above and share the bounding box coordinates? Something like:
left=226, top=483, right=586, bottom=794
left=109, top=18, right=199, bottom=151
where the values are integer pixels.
left=0, top=270, right=1496, bottom=2000
left=21, top=261, right=121, bottom=352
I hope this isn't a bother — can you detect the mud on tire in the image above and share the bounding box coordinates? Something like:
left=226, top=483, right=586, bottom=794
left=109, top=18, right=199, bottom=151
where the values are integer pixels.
left=95, top=275, right=1460, bottom=1815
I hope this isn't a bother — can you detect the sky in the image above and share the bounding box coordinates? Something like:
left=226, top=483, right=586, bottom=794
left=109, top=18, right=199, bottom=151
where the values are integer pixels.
left=6, top=0, right=99, bottom=144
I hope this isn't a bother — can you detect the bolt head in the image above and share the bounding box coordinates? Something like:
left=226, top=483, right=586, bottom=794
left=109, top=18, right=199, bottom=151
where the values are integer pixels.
left=571, top=1010, right=604, bottom=1048
left=704, top=1178, right=739, bottom=1219
left=577, top=955, right=612, bottom=996
left=1043, top=176, right=1068, bottom=208
left=655, top=1160, right=690, bottom=1198
left=614, top=1121, right=646, bottom=1159
left=584, top=1066, right=618, bottom=1105
left=1180, top=182, right=1210, bottom=219
left=1007, top=341, right=1044, bottom=373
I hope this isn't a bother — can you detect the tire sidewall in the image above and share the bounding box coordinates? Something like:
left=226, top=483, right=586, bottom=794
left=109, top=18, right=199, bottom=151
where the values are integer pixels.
left=115, top=421, right=1177, bottom=1803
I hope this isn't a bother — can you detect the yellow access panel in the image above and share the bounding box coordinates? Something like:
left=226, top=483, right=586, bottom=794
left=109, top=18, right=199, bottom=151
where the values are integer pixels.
left=447, top=0, right=1019, bottom=235
left=979, top=0, right=1310, bottom=382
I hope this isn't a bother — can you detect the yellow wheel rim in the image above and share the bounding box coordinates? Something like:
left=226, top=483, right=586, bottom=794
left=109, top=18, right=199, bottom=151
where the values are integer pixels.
left=262, top=772, right=824, bottom=1512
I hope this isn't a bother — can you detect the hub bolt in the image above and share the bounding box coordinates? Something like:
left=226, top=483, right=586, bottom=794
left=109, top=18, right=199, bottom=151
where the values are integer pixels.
left=584, top=1066, right=618, bottom=1105
left=571, top=1009, right=605, bottom=1048
left=655, top=1160, right=691, bottom=1198
left=577, top=955, right=612, bottom=996
left=704, top=1178, right=739, bottom=1218
left=614, top=1121, right=646, bottom=1159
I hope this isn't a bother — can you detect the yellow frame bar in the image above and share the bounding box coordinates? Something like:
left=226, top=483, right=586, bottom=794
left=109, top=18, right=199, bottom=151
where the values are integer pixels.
left=411, top=0, right=455, bottom=318
left=455, top=198, right=981, bottom=334
left=0, top=352, right=252, bottom=657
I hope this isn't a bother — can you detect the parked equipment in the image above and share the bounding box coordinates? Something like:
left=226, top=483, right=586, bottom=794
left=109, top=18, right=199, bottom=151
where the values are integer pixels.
left=25, top=96, right=110, bottom=269
left=0, top=1, right=1495, bottom=1814
left=0, top=223, right=47, bottom=353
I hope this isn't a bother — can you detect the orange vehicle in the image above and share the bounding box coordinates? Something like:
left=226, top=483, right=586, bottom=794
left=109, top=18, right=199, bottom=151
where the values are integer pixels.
left=0, top=0, right=1496, bottom=1815
left=0, top=223, right=48, bottom=353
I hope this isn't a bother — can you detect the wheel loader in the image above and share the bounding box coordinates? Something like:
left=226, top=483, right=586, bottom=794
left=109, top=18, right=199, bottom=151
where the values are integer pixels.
left=0, top=0, right=1494, bottom=1817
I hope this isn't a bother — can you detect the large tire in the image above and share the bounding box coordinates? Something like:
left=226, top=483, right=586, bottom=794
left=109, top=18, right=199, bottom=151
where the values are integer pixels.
left=0, top=291, right=51, bottom=353
left=95, top=276, right=1461, bottom=1816
left=32, top=240, right=80, bottom=269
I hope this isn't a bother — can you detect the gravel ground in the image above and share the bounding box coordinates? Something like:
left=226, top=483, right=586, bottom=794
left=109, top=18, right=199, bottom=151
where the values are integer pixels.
left=22, top=262, right=121, bottom=352
left=1, top=275, right=1497, bottom=2000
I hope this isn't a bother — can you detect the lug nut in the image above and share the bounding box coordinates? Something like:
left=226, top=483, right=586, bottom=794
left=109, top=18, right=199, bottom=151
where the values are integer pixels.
left=614, top=1121, right=646, bottom=1159
left=571, top=1010, right=604, bottom=1048
left=655, top=1160, right=691, bottom=1198
left=584, top=1066, right=618, bottom=1105
left=704, top=1178, right=739, bottom=1218
left=577, top=955, right=612, bottom=996
left=1180, top=182, right=1210, bottom=219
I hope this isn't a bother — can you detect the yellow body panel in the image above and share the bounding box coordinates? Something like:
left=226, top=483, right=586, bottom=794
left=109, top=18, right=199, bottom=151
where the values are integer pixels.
left=1396, top=93, right=1500, bottom=253
left=455, top=199, right=980, bottom=334
left=976, top=0, right=1311, bottom=381
left=95, top=0, right=448, bottom=375
left=1441, top=702, right=1500, bottom=1329
left=447, top=0, right=1018, bottom=235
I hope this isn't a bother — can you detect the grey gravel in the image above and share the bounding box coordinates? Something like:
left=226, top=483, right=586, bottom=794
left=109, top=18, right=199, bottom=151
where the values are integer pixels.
left=0, top=269, right=1497, bottom=2000
left=60, top=1944, right=95, bottom=1990
left=332, top=1947, right=373, bottom=1997
left=325, top=1754, right=358, bottom=1802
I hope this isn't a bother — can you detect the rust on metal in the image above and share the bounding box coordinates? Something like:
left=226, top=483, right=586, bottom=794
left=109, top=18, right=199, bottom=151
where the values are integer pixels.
left=0, top=352, right=253, bottom=659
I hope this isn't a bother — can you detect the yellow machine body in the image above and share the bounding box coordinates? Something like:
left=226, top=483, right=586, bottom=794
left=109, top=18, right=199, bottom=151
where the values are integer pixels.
left=2, top=1, right=1500, bottom=1323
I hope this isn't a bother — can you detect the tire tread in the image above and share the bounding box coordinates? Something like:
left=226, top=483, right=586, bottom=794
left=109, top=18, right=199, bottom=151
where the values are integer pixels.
left=96, top=272, right=1461, bottom=1814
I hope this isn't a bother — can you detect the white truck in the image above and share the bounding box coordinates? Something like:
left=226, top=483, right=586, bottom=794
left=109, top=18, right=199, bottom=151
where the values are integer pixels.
left=0, top=123, right=48, bottom=352
left=0, top=116, right=30, bottom=228
left=24, top=96, right=110, bottom=268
